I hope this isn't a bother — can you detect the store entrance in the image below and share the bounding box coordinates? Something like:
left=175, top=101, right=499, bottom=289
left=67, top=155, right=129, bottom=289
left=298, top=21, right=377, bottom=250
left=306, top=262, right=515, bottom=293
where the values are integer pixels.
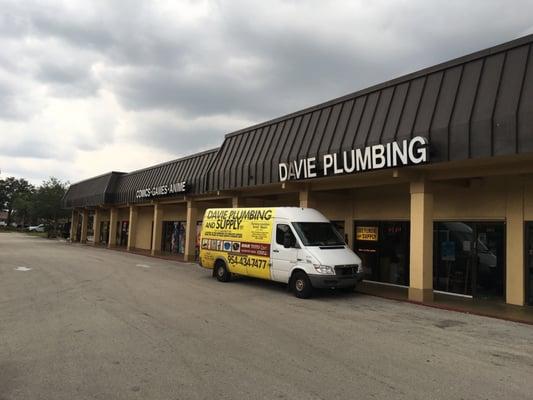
left=354, top=221, right=410, bottom=286
left=526, top=223, right=533, bottom=306
left=434, top=222, right=505, bottom=300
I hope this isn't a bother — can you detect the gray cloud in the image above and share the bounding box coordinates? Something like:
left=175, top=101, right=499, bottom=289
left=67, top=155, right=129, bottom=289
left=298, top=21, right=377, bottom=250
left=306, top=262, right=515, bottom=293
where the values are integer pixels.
left=0, top=0, right=533, bottom=183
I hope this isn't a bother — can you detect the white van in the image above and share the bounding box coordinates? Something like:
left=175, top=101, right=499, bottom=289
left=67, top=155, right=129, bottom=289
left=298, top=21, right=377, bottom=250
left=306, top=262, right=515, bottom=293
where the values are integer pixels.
left=199, top=207, right=363, bottom=298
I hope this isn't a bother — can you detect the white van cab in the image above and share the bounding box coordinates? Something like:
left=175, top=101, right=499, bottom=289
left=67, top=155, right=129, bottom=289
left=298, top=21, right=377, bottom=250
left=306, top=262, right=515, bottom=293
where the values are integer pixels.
left=199, top=207, right=363, bottom=298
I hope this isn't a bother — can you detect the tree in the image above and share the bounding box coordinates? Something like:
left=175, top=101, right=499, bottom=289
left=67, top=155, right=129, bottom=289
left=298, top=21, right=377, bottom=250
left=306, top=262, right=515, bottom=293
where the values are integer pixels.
left=12, top=190, right=36, bottom=227
left=32, top=177, right=69, bottom=237
left=0, top=177, right=35, bottom=225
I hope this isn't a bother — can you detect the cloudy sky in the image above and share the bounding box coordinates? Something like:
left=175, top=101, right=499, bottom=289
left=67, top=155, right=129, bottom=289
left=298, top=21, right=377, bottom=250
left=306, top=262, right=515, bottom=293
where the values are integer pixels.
left=1, top=0, right=532, bottom=185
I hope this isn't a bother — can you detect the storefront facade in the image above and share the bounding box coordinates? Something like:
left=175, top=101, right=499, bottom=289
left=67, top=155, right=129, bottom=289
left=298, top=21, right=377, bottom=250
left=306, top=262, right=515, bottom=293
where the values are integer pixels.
left=63, top=35, right=533, bottom=307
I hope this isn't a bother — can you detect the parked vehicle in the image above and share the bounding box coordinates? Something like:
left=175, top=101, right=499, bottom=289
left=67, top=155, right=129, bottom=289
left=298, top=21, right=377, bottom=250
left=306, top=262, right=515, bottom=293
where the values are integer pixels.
left=28, top=224, right=46, bottom=232
left=199, top=207, right=363, bottom=298
left=0, top=221, right=7, bottom=227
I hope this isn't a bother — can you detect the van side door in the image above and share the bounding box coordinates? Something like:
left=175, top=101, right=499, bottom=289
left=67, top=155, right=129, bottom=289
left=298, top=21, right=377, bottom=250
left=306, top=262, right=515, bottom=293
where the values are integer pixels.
left=270, top=222, right=298, bottom=283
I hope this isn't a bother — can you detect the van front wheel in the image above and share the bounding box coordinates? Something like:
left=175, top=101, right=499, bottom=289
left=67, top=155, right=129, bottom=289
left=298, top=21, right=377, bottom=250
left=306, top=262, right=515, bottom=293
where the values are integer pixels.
left=291, top=272, right=312, bottom=299
left=215, top=260, right=231, bottom=282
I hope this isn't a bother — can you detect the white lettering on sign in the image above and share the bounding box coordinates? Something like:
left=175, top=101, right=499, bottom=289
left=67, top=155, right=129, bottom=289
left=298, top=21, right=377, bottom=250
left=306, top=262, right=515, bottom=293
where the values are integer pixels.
left=278, top=137, right=429, bottom=182
left=135, top=181, right=187, bottom=199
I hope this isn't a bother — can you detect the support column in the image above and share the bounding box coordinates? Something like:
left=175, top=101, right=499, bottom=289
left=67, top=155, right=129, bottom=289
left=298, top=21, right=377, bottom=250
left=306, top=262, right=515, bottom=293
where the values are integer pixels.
left=299, top=187, right=315, bottom=208
left=344, top=218, right=354, bottom=248
left=232, top=196, right=243, bottom=208
left=127, top=206, right=138, bottom=251
left=506, top=179, right=525, bottom=306
left=93, top=208, right=102, bottom=245
left=408, top=180, right=434, bottom=303
left=184, top=200, right=198, bottom=262
left=108, top=208, right=118, bottom=248
left=80, top=209, right=89, bottom=244
left=70, top=209, right=79, bottom=242
left=151, top=203, right=163, bottom=256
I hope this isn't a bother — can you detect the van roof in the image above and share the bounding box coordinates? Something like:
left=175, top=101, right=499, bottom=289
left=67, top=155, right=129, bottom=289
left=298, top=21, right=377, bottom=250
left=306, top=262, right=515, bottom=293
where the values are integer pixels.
left=204, top=207, right=330, bottom=222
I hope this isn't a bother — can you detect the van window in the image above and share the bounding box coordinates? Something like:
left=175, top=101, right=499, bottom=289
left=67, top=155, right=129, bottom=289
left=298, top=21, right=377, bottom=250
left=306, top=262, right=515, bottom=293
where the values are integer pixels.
left=292, top=222, right=345, bottom=246
left=276, top=224, right=296, bottom=246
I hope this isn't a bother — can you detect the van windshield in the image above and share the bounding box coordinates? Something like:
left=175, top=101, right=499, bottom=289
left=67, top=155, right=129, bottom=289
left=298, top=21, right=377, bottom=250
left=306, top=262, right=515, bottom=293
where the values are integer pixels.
left=292, top=222, right=345, bottom=246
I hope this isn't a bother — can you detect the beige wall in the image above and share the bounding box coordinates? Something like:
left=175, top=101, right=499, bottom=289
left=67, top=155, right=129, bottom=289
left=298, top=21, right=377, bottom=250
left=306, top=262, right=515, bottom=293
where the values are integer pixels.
left=160, top=204, right=187, bottom=221
left=118, top=207, right=130, bottom=221
left=134, top=206, right=154, bottom=250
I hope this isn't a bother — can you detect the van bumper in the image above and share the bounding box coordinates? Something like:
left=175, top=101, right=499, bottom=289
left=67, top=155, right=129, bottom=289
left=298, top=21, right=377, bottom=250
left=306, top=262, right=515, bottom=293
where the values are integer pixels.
left=308, top=272, right=364, bottom=289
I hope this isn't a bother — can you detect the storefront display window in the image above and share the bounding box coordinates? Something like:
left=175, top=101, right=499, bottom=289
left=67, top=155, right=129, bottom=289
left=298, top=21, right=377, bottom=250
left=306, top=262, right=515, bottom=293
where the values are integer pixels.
left=354, top=221, right=410, bottom=286
left=527, top=223, right=533, bottom=306
left=433, top=222, right=504, bottom=300
left=100, top=221, right=109, bottom=245
left=162, top=221, right=187, bottom=254
left=117, top=221, right=129, bottom=247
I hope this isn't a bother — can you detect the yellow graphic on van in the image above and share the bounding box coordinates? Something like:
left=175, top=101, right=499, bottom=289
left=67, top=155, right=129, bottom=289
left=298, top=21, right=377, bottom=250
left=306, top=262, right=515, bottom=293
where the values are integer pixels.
left=200, top=208, right=275, bottom=280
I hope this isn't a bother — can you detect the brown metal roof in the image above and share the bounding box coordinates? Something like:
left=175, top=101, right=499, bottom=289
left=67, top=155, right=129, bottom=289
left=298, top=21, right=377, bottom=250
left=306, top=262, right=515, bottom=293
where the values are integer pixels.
left=207, top=34, right=533, bottom=191
left=112, top=148, right=218, bottom=205
left=62, top=172, right=124, bottom=209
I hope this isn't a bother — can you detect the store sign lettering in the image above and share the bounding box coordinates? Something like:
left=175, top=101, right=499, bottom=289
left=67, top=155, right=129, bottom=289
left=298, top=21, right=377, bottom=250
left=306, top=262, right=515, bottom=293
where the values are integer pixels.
left=278, top=136, right=429, bottom=182
left=135, top=181, right=187, bottom=199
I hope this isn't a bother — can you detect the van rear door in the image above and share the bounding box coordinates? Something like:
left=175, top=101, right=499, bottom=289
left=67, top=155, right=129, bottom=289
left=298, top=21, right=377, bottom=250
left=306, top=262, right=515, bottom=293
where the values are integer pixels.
left=270, top=222, right=298, bottom=283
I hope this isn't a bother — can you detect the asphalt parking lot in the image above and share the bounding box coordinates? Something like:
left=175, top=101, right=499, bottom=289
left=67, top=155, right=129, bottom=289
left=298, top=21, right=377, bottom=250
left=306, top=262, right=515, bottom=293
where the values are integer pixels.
left=1, top=232, right=532, bottom=400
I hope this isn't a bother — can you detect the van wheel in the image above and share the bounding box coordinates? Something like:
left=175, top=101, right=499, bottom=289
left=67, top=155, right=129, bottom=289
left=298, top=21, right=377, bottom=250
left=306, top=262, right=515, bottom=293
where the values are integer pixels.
left=215, top=260, right=231, bottom=282
left=291, top=272, right=312, bottom=299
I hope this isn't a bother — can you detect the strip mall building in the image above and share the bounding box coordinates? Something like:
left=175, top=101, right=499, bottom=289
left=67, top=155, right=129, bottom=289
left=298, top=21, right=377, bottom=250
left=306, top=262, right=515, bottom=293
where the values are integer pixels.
left=63, top=35, right=533, bottom=307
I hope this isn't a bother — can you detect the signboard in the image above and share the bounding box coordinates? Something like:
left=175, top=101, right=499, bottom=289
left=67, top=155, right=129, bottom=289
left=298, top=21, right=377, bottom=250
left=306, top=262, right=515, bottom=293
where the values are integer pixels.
left=200, top=208, right=274, bottom=280
left=135, top=181, right=187, bottom=199
left=356, top=226, right=378, bottom=241
left=278, top=136, right=429, bottom=182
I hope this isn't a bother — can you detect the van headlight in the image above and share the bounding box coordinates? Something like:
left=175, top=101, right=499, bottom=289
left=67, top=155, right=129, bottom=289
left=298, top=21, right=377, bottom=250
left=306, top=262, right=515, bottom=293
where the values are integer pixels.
left=356, top=264, right=364, bottom=274
left=313, top=264, right=335, bottom=275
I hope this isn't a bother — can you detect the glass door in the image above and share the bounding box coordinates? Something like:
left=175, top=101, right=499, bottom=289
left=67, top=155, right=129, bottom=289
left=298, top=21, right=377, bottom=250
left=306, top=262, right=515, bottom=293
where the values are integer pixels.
left=434, top=222, right=505, bottom=300
left=526, top=223, right=533, bottom=306
left=473, top=223, right=505, bottom=300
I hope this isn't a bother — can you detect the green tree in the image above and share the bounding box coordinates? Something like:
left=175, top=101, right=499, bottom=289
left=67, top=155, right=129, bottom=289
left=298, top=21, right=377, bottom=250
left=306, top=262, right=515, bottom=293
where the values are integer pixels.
left=12, top=189, right=36, bottom=227
left=32, top=177, right=69, bottom=237
left=0, top=177, right=35, bottom=225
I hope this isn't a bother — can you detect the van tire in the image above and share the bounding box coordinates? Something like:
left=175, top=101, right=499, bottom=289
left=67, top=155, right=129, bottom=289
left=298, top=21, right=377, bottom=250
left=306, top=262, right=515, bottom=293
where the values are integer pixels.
left=214, top=260, right=231, bottom=282
left=291, top=271, right=312, bottom=299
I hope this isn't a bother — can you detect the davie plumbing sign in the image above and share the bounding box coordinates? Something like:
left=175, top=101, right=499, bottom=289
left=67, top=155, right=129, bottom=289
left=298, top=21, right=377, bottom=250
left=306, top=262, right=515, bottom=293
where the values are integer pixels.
left=278, top=136, right=429, bottom=182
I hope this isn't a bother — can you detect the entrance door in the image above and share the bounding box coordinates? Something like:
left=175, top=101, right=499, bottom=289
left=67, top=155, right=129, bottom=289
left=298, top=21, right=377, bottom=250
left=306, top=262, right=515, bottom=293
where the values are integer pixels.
left=526, top=223, right=533, bottom=306
left=473, top=223, right=505, bottom=300
left=433, top=222, right=505, bottom=300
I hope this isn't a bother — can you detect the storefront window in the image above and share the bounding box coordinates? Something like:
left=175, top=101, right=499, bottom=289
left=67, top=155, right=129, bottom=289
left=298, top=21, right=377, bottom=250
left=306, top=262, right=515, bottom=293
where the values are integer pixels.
left=100, top=221, right=109, bottom=245
left=354, top=221, right=410, bottom=286
left=117, top=221, right=129, bottom=247
left=162, top=221, right=187, bottom=254
left=433, top=222, right=504, bottom=299
left=527, top=223, right=533, bottom=306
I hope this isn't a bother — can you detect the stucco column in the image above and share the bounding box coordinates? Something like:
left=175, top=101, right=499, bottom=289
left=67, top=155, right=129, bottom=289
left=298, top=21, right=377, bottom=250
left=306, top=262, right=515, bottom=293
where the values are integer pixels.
left=184, top=200, right=198, bottom=262
left=127, top=206, right=138, bottom=251
left=408, top=180, right=434, bottom=303
left=80, top=209, right=89, bottom=244
left=93, top=208, right=102, bottom=245
left=344, top=218, right=354, bottom=248
left=299, top=188, right=315, bottom=208
left=108, top=207, right=118, bottom=248
left=151, top=203, right=163, bottom=256
left=232, top=196, right=243, bottom=208
left=506, top=179, right=525, bottom=306
left=70, top=209, right=79, bottom=242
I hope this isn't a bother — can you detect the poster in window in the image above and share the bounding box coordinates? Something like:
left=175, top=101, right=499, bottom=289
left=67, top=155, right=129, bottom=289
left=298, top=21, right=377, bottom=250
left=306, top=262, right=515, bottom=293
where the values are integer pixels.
left=356, top=226, right=378, bottom=241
